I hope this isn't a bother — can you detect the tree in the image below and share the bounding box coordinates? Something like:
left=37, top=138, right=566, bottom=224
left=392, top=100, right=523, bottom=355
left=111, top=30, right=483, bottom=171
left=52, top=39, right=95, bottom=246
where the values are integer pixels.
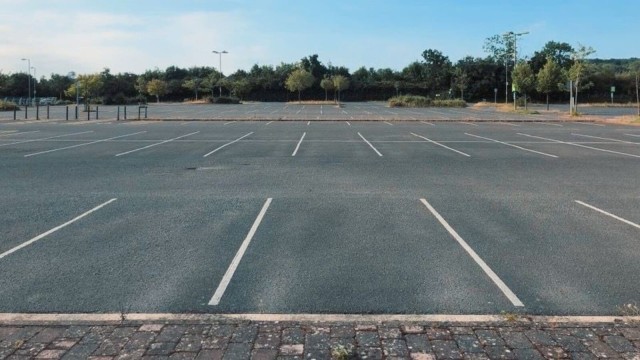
left=453, top=68, right=469, bottom=100
left=182, top=78, right=204, bottom=100
left=421, top=49, right=452, bottom=91
left=568, top=44, right=596, bottom=114
left=64, top=74, right=103, bottom=104
left=530, top=41, right=574, bottom=73
left=536, top=56, right=564, bottom=110
left=146, top=79, right=168, bottom=103
left=48, top=73, right=74, bottom=100
left=135, top=77, right=148, bottom=96
left=285, top=68, right=314, bottom=102
left=332, top=75, right=350, bottom=102
left=231, top=79, right=252, bottom=100
left=320, top=77, right=334, bottom=101
left=511, top=62, right=536, bottom=109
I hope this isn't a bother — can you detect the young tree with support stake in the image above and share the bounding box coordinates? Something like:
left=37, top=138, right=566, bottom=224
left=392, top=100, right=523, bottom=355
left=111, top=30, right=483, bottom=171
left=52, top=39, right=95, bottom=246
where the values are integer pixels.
left=536, top=56, right=564, bottom=110
left=146, top=79, right=168, bottom=103
left=332, top=75, right=350, bottom=103
left=285, top=69, right=314, bottom=102
left=320, top=77, right=334, bottom=101
left=568, top=44, right=596, bottom=115
left=511, top=62, right=536, bottom=110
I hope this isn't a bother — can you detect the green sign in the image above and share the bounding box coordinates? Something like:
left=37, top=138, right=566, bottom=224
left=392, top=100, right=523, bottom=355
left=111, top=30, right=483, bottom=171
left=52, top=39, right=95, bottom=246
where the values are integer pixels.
left=611, top=86, right=616, bottom=93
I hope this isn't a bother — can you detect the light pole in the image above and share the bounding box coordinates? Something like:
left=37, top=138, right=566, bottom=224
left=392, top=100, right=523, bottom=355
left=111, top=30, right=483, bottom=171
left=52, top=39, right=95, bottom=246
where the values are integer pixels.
left=504, top=31, right=529, bottom=109
left=31, top=66, right=37, bottom=104
left=212, top=50, right=228, bottom=97
left=21, top=58, right=31, bottom=106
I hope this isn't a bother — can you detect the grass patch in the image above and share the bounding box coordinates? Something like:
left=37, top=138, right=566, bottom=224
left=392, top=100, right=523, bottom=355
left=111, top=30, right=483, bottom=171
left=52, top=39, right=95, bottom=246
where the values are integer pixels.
left=389, top=95, right=466, bottom=108
left=617, top=302, right=640, bottom=316
left=0, top=100, right=19, bottom=111
left=331, top=345, right=355, bottom=360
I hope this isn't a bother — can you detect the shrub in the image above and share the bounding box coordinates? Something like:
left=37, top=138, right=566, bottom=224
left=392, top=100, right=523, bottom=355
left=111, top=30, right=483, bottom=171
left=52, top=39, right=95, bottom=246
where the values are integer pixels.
left=209, top=96, right=241, bottom=104
left=388, top=95, right=432, bottom=107
left=432, top=99, right=467, bottom=107
left=0, top=100, right=19, bottom=111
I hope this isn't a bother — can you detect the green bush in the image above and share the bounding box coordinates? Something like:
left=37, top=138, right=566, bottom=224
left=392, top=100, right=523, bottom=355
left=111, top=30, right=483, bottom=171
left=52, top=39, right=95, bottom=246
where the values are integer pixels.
left=0, top=100, right=19, bottom=111
left=432, top=99, right=467, bottom=107
left=388, top=95, right=466, bottom=108
left=209, top=96, right=241, bottom=104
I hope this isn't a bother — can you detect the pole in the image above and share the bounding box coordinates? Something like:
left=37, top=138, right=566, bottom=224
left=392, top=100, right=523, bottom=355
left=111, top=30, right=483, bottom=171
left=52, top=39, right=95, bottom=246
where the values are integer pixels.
left=47, top=104, right=50, bottom=119
left=636, top=73, right=639, bottom=117
left=24, top=104, right=27, bottom=119
left=75, top=105, right=78, bottom=119
left=145, top=106, right=147, bottom=119
left=36, top=103, right=39, bottom=120
left=66, top=106, right=69, bottom=120
left=219, top=53, right=222, bottom=97
left=96, top=106, right=99, bottom=120
left=21, top=58, right=31, bottom=107
left=124, top=106, right=127, bottom=120
left=505, top=60, right=508, bottom=104
left=117, top=106, right=120, bottom=121
left=32, top=67, right=36, bottom=106
left=13, top=108, right=16, bottom=120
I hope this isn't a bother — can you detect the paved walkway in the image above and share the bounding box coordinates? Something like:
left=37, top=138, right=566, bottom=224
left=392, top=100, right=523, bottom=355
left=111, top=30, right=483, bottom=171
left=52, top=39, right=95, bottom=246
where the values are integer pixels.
left=1, top=318, right=639, bottom=359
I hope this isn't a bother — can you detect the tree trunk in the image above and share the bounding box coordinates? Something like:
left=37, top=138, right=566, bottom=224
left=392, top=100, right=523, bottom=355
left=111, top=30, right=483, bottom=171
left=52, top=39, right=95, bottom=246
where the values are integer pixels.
left=156, top=95, right=159, bottom=104
left=546, top=93, right=549, bottom=111
left=325, top=89, right=328, bottom=101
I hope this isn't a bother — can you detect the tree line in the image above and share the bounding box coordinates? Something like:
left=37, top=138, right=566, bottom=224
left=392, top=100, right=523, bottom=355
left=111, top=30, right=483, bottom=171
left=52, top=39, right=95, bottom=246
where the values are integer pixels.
left=1, top=37, right=639, bottom=105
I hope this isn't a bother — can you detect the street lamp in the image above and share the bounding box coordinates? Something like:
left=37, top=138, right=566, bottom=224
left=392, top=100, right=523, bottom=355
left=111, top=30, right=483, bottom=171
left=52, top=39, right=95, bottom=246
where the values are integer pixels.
left=212, top=50, right=228, bottom=97
left=21, top=58, right=31, bottom=106
left=504, top=31, right=529, bottom=109
left=31, top=66, right=37, bottom=104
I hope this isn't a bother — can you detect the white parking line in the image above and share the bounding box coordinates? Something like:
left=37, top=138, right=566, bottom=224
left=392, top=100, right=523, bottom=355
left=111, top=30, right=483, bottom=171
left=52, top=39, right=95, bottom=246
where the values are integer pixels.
left=265, top=121, right=273, bottom=125
left=536, top=122, right=563, bottom=127
left=625, top=133, right=640, bottom=138
left=292, top=132, right=306, bottom=156
left=307, top=121, right=310, bottom=125
left=346, top=121, right=351, bottom=126
left=0, top=199, right=117, bottom=260
left=224, top=121, right=236, bottom=125
left=357, top=132, right=383, bottom=157
left=0, top=131, right=94, bottom=148
left=419, top=198, right=524, bottom=307
left=209, top=198, right=272, bottom=306
left=465, top=133, right=558, bottom=158
left=518, top=133, right=640, bottom=158
left=0, top=130, right=39, bottom=137
left=575, top=200, right=640, bottom=230
left=115, top=131, right=200, bottom=157
left=384, top=121, right=393, bottom=126
left=420, top=121, right=435, bottom=126
left=572, top=133, right=639, bottom=144
left=576, top=122, right=605, bottom=127
left=24, top=132, right=146, bottom=157
left=410, top=132, right=470, bottom=157
left=203, top=132, right=253, bottom=157
left=459, top=122, right=479, bottom=126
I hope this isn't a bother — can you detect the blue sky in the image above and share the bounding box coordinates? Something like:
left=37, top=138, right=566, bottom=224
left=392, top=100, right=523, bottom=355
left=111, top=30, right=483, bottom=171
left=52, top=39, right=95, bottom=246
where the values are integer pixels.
left=1, top=0, right=638, bottom=78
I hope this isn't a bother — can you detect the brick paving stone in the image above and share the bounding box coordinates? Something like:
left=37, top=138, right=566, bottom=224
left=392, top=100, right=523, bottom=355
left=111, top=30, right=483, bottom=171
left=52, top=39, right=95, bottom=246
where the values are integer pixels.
left=61, top=343, right=99, bottom=360
left=410, top=353, right=436, bottom=360
left=62, top=327, right=90, bottom=339
left=453, top=335, right=482, bottom=353
left=511, top=348, right=544, bottom=360
left=275, top=357, right=302, bottom=360
left=0, top=328, right=41, bottom=342
left=15, top=342, right=46, bottom=357
left=49, top=339, right=78, bottom=350
left=304, top=329, right=330, bottom=350
left=209, top=325, right=235, bottom=339
left=355, top=331, right=380, bottom=348
left=426, top=328, right=451, bottom=340
left=569, top=352, right=597, bottom=360
left=536, top=346, right=567, bottom=359
left=568, top=328, right=597, bottom=341
left=5, top=355, right=34, bottom=360
left=604, top=335, right=636, bottom=352
left=328, top=336, right=355, bottom=350
left=168, top=353, right=196, bottom=360
left=231, top=325, right=258, bottom=344
left=222, top=343, right=251, bottom=360
left=357, top=347, right=383, bottom=360
left=254, top=332, right=280, bottom=350
left=620, top=327, right=640, bottom=341
left=549, top=334, right=588, bottom=352
left=251, top=349, right=278, bottom=360
left=449, top=327, right=474, bottom=336
left=175, top=335, right=203, bottom=353
left=473, top=329, right=504, bottom=347
left=1, top=348, right=17, bottom=359
left=303, top=348, right=330, bottom=360
left=35, top=349, right=67, bottom=359
left=499, top=331, right=533, bottom=349
left=381, top=338, right=409, bottom=357
left=402, top=326, right=424, bottom=334
left=146, top=342, right=177, bottom=356
left=90, top=327, right=116, bottom=336
left=621, top=353, right=640, bottom=360
left=378, top=326, right=402, bottom=339
left=462, top=354, right=489, bottom=360
left=201, top=335, right=229, bottom=350
left=355, top=325, right=377, bottom=332
left=93, top=337, right=128, bottom=356
left=123, top=332, right=157, bottom=351
left=112, top=328, right=138, bottom=338
left=523, top=330, right=556, bottom=346
left=258, top=324, right=282, bottom=334
left=31, top=329, right=67, bottom=344
left=195, top=349, right=223, bottom=360
left=584, top=339, right=619, bottom=358
left=592, top=326, right=622, bottom=336
left=329, top=326, right=353, bottom=339
left=483, top=346, right=515, bottom=359
left=430, top=340, right=463, bottom=360
left=185, top=325, right=210, bottom=336
left=281, top=328, right=305, bottom=345
left=280, top=344, right=304, bottom=356
left=114, top=348, right=145, bottom=360
left=156, top=326, right=187, bottom=343
left=405, top=334, right=431, bottom=353
left=139, top=325, right=164, bottom=333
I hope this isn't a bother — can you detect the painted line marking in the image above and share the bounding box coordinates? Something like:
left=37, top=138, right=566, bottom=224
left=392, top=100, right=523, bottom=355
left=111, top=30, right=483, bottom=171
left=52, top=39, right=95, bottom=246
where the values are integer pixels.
left=570, top=133, right=639, bottom=145
left=576, top=122, right=605, bottom=127
left=358, top=132, right=383, bottom=157
left=307, top=121, right=310, bottom=125
left=209, top=198, right=272, bottom=306
left=575, top=200, right=640, bottom=230
left=410, top=132, right=470, bottom=157
left=536, top=122, right=563, bottom=127
left=465, top=133, right=558, bottom=158
left=291, top=132, right=306, bottom=156
left=24, top=132, right=146, bottom=157
left=224, top=121, right=236, bottom=125
left=203, top=132, right=253, bottom=157
left=346, top=121, right=351, bottom=126
left=420, top=121, right=435, bottom=126
left=419, top=198, right=524, bottom=307
left=0, top=131, right=94, bottom=148
left=625, top=133, right=640, bottom=138
left=459, top=122, right=479, bottom=126
left=115, top=131, right=200, bottom=157
left=384, top=121, right=393, bottom=126
left=518, top=133, right=640, bottom=158
left=265, top=121, right=273, bottom=125
left=0, top=199, right=117, bottom=260
left=0, top=130, right=39, bottom=137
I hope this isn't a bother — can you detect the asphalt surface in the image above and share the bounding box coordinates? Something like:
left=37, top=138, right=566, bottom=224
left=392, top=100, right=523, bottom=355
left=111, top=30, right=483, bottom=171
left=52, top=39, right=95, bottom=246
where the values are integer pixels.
left=0, top=118, right=639, bottom=315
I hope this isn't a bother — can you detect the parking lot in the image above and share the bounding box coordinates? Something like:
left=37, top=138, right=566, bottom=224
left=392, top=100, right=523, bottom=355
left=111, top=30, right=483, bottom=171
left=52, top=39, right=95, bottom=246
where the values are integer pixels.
left=0, top=117, right=639, bottom=316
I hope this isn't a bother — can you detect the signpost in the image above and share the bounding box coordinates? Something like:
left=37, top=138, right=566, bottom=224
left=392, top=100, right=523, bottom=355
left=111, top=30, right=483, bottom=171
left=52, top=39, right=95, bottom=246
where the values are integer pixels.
left=611, top=86, right=615, bottom=105
left=494, top=88, right=498, bottom=104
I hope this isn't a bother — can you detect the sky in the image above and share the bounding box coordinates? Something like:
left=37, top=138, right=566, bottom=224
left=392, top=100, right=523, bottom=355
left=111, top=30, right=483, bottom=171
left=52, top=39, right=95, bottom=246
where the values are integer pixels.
left=1, top=0, right=639, bottom=79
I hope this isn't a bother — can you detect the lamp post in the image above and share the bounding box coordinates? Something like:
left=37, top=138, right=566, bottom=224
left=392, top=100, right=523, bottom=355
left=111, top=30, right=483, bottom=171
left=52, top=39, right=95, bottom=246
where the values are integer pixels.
left=504, top=31, right=529, bottom=109
left=31, top=66, right=37, bottom=104
left=21, top=58, right=31, bottom=106
left=212, top=50, right=228, bottom=97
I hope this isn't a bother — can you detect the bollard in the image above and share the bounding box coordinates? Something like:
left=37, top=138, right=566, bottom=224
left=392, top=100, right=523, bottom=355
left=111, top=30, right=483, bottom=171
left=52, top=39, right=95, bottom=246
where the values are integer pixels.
left=13, top=107, right=17, bottom=120
left=75, top=106, right=78, bottom=120
left=117, top=106, right=120, bottom=121
left=47, top=105, right=50, bottom=119
left=25, top=105, right=28, bottom=120
left=96, top=106, right=99, bottom=120
left=66, top=106, right=69, bottom=120
left=124, top=106, right=127, bottom=120
left=138, top=106, right=141, bottom=120
left=36, top=104, right=39, bottom=120
left=87, top=105, right=90, bottom=121
left=144, top=106, right=148, bottom=119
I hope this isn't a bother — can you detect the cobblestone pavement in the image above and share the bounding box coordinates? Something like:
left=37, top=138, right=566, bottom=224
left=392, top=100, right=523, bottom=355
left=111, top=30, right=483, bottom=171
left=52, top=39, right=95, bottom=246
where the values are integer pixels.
left=1, top=320, right=639, bottom=359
